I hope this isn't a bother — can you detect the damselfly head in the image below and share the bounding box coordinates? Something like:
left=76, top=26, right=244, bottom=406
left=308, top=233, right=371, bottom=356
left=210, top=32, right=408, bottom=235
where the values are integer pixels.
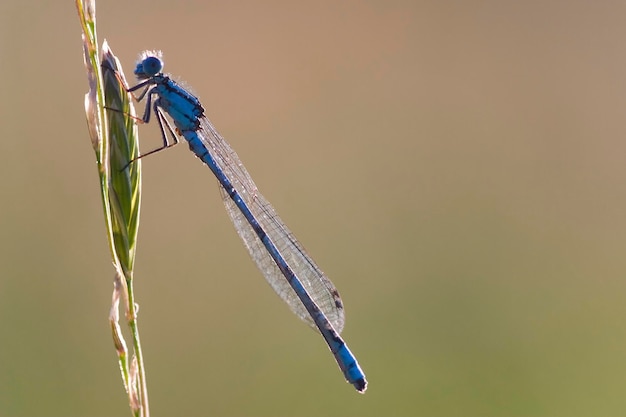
left=134, top=50, right=164, bottom=79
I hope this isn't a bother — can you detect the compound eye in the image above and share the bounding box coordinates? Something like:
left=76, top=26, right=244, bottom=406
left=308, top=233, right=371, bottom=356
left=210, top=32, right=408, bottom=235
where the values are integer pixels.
left=142, top=56, right=163, bottom=76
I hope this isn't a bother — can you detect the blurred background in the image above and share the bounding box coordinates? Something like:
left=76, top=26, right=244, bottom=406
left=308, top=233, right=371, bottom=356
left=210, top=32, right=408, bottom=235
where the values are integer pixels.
left=1, top=1, right=626, bottom=416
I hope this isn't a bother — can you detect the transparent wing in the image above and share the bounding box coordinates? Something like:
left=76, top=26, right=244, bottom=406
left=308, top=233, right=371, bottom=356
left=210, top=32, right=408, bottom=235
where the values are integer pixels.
left=195, top=117, right=345, bottom=333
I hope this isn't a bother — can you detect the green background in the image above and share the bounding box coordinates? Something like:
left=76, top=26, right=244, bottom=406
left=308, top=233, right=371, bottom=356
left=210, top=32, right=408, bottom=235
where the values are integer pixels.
left=2, top=1, right=626, bottom=416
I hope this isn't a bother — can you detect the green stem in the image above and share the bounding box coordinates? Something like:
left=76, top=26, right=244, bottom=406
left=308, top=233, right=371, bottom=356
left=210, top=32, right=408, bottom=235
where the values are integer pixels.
left=76, top=1, right=148, bottom=415
left=127, top=279, right=149, bottom=417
